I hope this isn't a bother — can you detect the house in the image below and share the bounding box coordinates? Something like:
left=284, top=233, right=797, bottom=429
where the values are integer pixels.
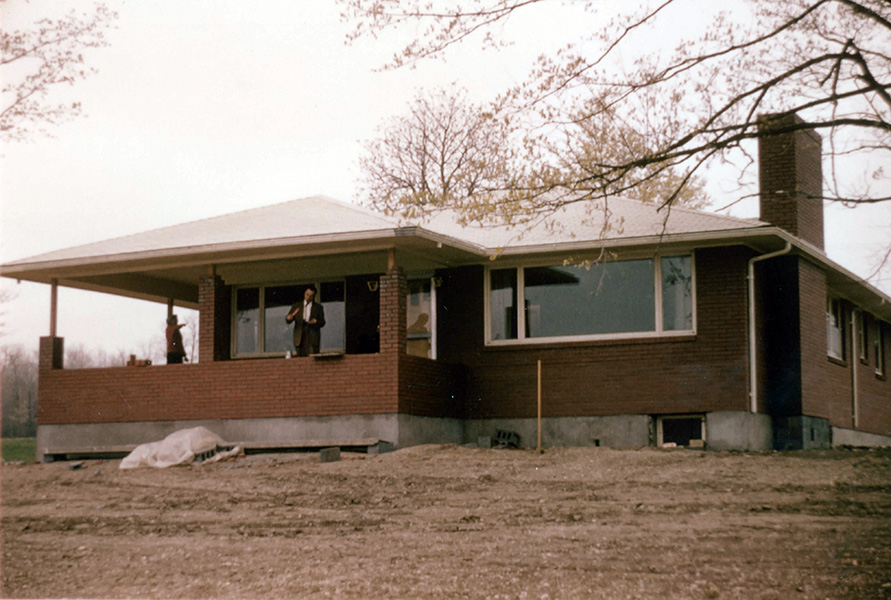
left=2, top=114, right=890, bottom=460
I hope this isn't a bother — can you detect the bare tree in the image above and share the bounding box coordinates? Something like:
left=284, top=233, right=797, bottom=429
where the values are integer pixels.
left=359, top=88, right=710, bottom=225
left=0, top=345, right=38, bottom=437
left=1, top=1, right=117, bottom=141
left=342, top=0, right=890, bottom=225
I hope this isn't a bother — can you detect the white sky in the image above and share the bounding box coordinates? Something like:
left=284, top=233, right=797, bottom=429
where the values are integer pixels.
left=1, top=0, right=890, bottom=362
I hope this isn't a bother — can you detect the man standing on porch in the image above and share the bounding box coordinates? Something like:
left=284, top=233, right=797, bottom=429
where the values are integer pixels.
left=286, top=286, right=326, bottom=356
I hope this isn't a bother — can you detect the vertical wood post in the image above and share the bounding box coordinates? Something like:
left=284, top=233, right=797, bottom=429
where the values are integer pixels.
left=49, top=279, right=58, bottom=337
left=537, top=359, right=542, bottom=453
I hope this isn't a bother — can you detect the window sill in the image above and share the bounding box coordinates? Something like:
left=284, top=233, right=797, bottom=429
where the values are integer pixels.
left=827, top=355, right=848, bottom=367
left=312, top=351, right=345, bottom=360
left=484, top=332, right=697, bottom=351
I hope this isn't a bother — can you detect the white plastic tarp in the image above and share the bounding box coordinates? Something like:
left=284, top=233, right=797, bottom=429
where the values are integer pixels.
left=119, top=426, right=241, bottom=469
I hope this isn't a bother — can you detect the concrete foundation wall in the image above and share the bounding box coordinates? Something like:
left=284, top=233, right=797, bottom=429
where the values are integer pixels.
left=465, top=415, right=653, bottom=449
left=37, top=414, right=404, bottom=462
left=832, top=427, right=891, bottom=448
left=396, top=414, right=464, bottom=447
left=706, top=411, right=774, bottom=452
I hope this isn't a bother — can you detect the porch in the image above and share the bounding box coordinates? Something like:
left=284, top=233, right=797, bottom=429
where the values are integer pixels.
left=34, top=264, right=468, bottom=460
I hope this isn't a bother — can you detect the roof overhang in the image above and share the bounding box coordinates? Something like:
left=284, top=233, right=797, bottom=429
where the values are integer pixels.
left=0, top=226, right=488, bottom=308
left=3, top=224, right=889, bottom=322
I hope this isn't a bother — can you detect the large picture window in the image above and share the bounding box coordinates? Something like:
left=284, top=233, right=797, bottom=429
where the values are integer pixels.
left=487, top=255, right=694, bottom=344
left=234, top=281, right=345, bottom=357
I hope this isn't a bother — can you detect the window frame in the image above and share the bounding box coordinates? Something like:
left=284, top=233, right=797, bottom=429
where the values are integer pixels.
left=483, top=253, right=696, bottom=346
left=857, top=311, right=868, bottom=363
left=876, top=321, right=886, bottom=378
left=406, top=275, right=438, bottom=360
left=230, top=279, right=346, bottom=358
left=826, top=296, right=845, bottom=361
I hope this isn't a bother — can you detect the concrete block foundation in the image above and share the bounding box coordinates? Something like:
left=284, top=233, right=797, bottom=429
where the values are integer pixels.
left=706, top=411, right=774, bottom=452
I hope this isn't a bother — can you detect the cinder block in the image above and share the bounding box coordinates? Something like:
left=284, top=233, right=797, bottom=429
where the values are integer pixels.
left=367, top=441, right=394, bottom=455
left=477, top=436, right=493, bottom=449
left=319, top=447, right=340, bottom=463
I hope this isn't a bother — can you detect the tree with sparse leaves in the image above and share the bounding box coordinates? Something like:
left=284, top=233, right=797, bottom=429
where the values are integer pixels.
left=342, top=0, right=890, bottom=227
left=1, top=2, right=117, bottom=141
left=1, top=345, right=38, bottom=438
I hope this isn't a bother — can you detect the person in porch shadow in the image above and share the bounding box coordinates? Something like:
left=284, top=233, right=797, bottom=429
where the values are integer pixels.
left=286, top=286, right=325, bottom=356
left=165, top=314, right=187, bottom=364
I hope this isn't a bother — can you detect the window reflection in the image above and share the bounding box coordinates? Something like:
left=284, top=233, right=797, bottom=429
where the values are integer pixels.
left=661, top=256, right=693, bottom=331
left=407, top=279, right=432, bottom=358
left=235, top=288, right=260, bottom=354
left=320, top=281, right=345, bottom=353
left=490, top=269, right=518, bottom=340
left=264, top=285, right=300, bottom=353
left=524, top=260, right=655, bottom=337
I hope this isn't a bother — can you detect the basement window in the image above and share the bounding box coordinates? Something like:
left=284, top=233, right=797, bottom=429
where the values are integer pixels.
left=657, top=415, right=706, bottom=448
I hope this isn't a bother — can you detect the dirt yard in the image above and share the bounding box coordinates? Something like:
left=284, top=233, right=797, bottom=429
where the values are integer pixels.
left=3, top=444, right=891, bottom=600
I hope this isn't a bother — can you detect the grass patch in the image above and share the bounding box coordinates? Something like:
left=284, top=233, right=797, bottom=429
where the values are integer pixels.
left=2, top=438, right=36, bottom=463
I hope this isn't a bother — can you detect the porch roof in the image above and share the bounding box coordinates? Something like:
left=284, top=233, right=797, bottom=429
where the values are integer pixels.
left=2, top=195, right=889, bottom=321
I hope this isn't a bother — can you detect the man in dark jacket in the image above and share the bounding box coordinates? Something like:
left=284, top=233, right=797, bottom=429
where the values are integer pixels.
left=285, top=287, right=326, bottom=356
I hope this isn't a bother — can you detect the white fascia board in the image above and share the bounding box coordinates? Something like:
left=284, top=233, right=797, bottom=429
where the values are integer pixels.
left=0, top=229, right=410, bottom=280
left=490, top=226, right=784, bottom=257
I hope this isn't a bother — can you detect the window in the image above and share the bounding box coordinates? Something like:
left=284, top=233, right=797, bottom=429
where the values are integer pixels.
left=657, top=415, right=705, bottom=448
left=876, top=323, right=886, bottom=377
left=826, top=297, right=845, bottom=360
left=486, top=255, right=694, bottom=343
left=233, top=281, right=345, bottom=357
left=407, top=278, right=436, bottom=359
left=857, top=312, right=868, bottom=362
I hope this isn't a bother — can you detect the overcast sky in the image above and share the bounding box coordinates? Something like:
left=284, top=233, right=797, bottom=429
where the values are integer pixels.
left=1, top=0, right=889, bottom=361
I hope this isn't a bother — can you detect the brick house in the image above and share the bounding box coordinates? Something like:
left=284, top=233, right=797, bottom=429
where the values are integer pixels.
left=3, top=114, right=890, bottom=459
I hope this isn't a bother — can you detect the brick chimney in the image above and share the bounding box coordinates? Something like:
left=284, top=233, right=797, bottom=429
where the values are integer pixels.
left=758, top=113, right=824, bottom=249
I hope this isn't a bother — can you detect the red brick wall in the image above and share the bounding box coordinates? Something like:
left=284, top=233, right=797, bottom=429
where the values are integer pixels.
left=199, top=275, right=231, bottom=362
left=37, top=354, right=400, bottom=425
left=380, top=268, right=407, bottom=356
left=798, top=260, right=851, bottom=426
left=39, top=336, right=64, bottom=371
left=397, top=355, right=465, bottom=419
left=853, top=317, right=891, bottom=436
left=758, top=114, right=824, bottom=249
left=439, top=247, right=754, bottom=419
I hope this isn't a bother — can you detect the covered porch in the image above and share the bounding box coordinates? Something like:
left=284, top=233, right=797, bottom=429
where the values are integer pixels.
left=10, top=198, right=482, bottom=460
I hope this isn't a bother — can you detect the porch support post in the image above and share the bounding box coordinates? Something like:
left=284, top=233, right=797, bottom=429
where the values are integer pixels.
left=380, top=266, right=407, bottom=355
left=199, top=273, right=231, bottom=363
left=167, top=298, right=175, bottom=320
left=49, top=279, right=58, bottom=337
left=39, top=336, right=64, bottom=370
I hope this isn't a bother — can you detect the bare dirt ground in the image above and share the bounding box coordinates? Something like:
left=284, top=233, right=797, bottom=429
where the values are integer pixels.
left=3, top=444, right=891, bottom=600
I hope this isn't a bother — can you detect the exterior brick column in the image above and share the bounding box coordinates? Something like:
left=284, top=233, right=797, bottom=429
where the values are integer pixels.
left=379, top=268, right=407, bottom=355
left=39, top=336, right=64, bottom=370
left=758, top=113, right=824, bottom=249
left=199, top=275, right=231, bottom=363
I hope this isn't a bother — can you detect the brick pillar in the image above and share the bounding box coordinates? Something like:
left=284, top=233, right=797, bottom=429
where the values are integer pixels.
left=39, top=336, right=64, bottom=370
left=199, top=275, right=231, bottom=362
left=758, top=113, right=824, bottom=249
left=379, top=268, right=407, bottom=355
